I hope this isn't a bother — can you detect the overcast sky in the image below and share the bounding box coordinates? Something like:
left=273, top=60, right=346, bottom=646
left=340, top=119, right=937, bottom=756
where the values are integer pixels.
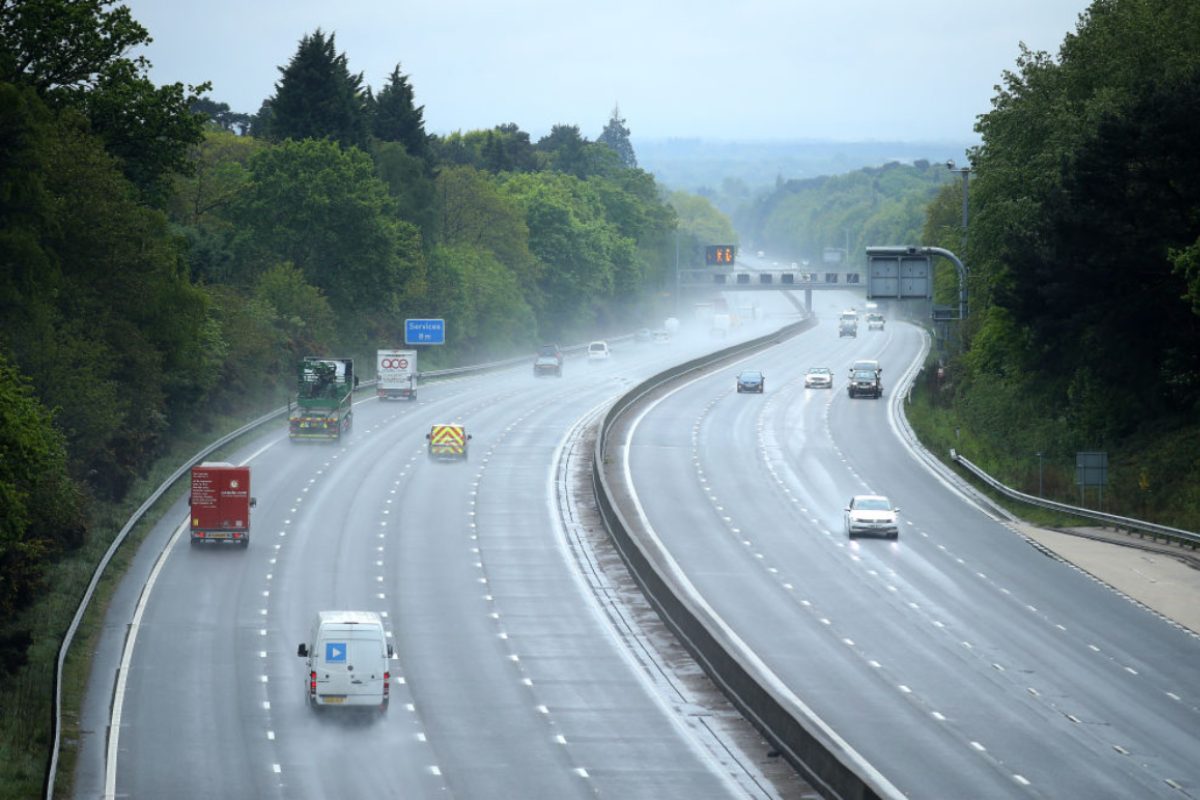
left=122, top=0, right=1089, bottom=143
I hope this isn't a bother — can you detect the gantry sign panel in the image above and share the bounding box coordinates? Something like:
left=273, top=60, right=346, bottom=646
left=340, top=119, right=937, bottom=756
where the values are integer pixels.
left=705, top=245, right=737, bottom=266
left=866, top=248, right=932, bottom=299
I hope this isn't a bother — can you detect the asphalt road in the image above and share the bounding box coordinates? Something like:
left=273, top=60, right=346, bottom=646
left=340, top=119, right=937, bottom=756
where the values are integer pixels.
left=619, top=294, right=1200, bottom=798
left=73, top=308, right=808, bottom=800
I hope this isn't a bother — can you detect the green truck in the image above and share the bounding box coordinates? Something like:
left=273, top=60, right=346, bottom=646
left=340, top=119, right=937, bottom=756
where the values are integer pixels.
left=289, top=358, right=355, bottom=442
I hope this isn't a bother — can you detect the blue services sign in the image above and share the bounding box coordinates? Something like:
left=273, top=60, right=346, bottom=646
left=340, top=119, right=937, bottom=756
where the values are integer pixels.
left=405, top=318, right=445, bottom=345
left=325, top=642, right=347, bottom=663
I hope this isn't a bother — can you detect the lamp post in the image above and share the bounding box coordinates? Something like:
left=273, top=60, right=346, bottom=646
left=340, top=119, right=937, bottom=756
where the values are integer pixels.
left=945, top=159, right=971, bottom=258
left=1036, top=451, right=1044, bottom=497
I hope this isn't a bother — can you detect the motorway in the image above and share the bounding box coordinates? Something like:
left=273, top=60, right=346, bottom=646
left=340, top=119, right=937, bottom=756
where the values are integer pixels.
left=73, top=306, right=806, bottom=800
left=617, top=293, right=1200, bottom=798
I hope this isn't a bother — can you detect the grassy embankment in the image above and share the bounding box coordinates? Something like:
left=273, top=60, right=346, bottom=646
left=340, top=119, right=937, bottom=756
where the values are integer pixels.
left=904, top=353, right=1200, bottom=533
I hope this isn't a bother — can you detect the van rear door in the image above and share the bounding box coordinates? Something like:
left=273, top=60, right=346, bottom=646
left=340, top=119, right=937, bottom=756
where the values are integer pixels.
left=315, top=633, right=386, bottom=704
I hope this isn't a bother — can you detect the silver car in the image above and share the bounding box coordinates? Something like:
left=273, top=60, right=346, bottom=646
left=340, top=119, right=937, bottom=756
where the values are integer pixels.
left=844, top=495, right=900, bottom=539
left=804, top=367, right=833, bottom=389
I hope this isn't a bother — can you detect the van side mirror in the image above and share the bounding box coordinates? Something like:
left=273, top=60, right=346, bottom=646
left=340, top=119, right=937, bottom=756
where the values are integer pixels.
left=387, top=644, right=394, bottom=658
left=467, top=434, right=473, bottom=440
left=425, top=433, right=431, bottom=440
left=250, top=497, right=257, bottom=508
left=297, top=643, right=308, bottom=658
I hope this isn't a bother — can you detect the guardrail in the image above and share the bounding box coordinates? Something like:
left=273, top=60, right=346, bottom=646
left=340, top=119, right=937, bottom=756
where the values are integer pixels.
left=592, top=315, right=904, bottom=800
left=950, top=450, right=1200, bottom=548
left=43, top=332, right=632, bottom=798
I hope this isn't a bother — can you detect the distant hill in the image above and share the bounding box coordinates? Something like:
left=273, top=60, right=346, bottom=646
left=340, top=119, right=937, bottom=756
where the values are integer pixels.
left=634, top=138, right=975, bottom=193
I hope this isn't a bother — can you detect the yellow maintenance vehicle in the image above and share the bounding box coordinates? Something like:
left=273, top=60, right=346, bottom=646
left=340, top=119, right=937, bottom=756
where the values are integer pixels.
left=426, top=423, right=471, bottom=461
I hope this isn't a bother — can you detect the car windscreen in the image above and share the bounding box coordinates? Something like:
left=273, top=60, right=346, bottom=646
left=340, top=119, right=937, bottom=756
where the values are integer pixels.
left=739, top=372, right=762, bottom=380
left=855, top=498, right=891, bottom=511
left=852, top=370, right=876, bottom=380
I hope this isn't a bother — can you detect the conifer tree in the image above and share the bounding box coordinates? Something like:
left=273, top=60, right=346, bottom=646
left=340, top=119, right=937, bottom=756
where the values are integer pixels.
left=598, top=104, right=637, bottom=168
left=372, top=64, right=430, bottom=163
left=266, top=29, right=368, bottom=149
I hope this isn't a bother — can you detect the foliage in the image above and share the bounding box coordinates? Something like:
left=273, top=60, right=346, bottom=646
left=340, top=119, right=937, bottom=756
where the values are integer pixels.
left=264, top=29, right=368, bottom=150
left=189, top=97, right=252, bottom=135
left=0, top=352, right=85, bottom=625
left=370, top=64, right=430, bottom=164
left=597, top=105, right=637, bottom=168
left=738, top=161, right=953, bottom=267
left=371, top=139, right=436, bottom=237
left=424, top=245, right=537, bottom=359
left=959, top=0, right=1200, bottom=446
left=431, top=123, right=538, bottom=174
left=0, top=0, right=149, bottom=95
left=230, top=138, right=423, bottom=324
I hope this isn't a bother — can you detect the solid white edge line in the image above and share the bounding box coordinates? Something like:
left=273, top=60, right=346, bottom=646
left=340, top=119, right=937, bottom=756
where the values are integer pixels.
left=621, top=360, right=907, bottom=799
left=104, top=438, right=277, bottom=799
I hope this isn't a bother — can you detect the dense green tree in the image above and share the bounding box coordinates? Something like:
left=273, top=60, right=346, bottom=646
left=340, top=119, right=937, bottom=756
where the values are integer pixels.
left=2, top=81, right=212, bottom=497
left=0, top=0, right=148, bottom=94
left=966, top=0, right=1200, bottom=440
left=1, top=0, right=209, bottom=203
left=597, top=104, right=637, bottom=168
left=424, top=244, right=537, bottom=358
left=501, top=171, right=622, bottom=334
left=254, top=261, right=336, bottom=356
left=371, top=64, right=429, bottom=163
left=536, top=124, right=588, bottom=177
left=431, top=123, right=538, bottom=173
left=435, top=165, right=539, bottom=288
left=232, top=138, right=425, bottom=327
left=265, top=29, right=368, bottom=149
left=371, top=139, right=436, bottom=236
left=0, top=352, right=85, bottom=623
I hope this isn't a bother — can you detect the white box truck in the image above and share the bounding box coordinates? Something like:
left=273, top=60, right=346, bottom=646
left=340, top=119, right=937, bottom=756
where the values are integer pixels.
left=377, top=349, right=417, bottom=400
left=297, top=611, right=393, bottom=711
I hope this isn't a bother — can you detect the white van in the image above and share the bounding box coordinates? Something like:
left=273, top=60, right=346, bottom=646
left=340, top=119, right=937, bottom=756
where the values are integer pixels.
left=587, top=340, right=610, bottom=361
left=297, top=611, right=393, bottom=711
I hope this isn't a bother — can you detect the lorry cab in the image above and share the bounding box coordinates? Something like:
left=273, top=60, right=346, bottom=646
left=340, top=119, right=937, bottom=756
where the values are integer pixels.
left=426, top=423, right=471, bottom=461
left=297, top=611, right=392, bottom=711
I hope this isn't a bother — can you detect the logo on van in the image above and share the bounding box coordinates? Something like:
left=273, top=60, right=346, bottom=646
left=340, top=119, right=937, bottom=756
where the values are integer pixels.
left=325, top=642, right=346, bottom=663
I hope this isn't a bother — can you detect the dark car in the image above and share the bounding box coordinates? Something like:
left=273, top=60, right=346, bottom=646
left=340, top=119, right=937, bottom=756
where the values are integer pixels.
left=736, top=370, right=765, bottom=393
left=634, top=328, right=652, bottom=343
left=847, top=369, right=882, bottom=398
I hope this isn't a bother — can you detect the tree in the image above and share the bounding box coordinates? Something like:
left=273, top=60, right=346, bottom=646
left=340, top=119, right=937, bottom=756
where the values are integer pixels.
left=0, top=351, right=85, bottom=623
left=423, top=245, right=536, bottom=358
left=232, top=138, right=425, bottom=327
left=597, top=104, right=637, bottom=168
left=371, top=64, right=429, bottom=164
left=435, top=165, right=539, bottom=289
left=190, top=97, right=252, bottom=134
left=254, top=261, right=336, bottom=356
left=265, top=29, right=368, bottom=149
left=0, top=0, right=149, bottom=94
left=1, top=0, right=209, bottom=203
left=536, top=124, right=588, bottom=177
left=371, top=139, right=436, bottom=236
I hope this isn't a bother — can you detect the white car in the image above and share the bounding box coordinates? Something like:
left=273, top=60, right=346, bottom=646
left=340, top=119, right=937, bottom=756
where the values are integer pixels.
left=804, top=367, right=833, bottom=389
left=844, top=495, right=900, bottom=539
left=587, top=341, right=610, bottom=361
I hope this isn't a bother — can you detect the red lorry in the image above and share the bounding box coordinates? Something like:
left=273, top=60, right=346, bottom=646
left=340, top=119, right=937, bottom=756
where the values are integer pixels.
left=190, top=462, right=255, bottom=546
